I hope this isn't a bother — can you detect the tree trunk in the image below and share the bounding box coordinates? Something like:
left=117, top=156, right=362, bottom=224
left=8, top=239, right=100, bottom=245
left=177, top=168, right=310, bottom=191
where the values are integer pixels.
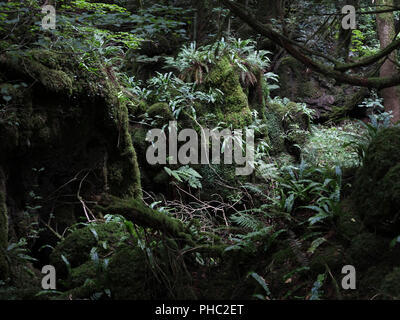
left=336, top=0, right=358, bottom=61
left=376, top=0, right=400, bottom=123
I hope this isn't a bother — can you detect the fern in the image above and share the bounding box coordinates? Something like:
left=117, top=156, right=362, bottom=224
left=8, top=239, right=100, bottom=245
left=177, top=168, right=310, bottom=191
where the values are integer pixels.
left=230, top=212, right=262, bottom=231
left=164, top=166, right=203, bottom=189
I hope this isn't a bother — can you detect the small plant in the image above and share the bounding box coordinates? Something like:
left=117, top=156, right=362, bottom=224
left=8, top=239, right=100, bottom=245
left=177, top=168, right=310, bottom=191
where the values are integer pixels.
left=6, top=238, right=37, bottom=266
left=164, top=166, right=203, bottom=189
left=249, top=272, right=271, bottom=300
left=310, top=274, right=326, bottom=300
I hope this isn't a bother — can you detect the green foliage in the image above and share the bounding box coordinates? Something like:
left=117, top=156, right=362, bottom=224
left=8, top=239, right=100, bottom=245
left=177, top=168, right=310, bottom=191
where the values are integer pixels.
left=6, top=238, right=37, bottom=265
left=164, top=166, right=203, bottom=189
left=266, top=161, right=343, bottom=226
left=60, top=2, right=191, bottom=40
left=249, top=272, right=271, bottom=300
left=130, top=71, right=223, bottom=120
left=303, top=121, right=364, bottom=168
left=310, top=274, right=325, bottom=300
left=165, top=38, right=275, bottom=89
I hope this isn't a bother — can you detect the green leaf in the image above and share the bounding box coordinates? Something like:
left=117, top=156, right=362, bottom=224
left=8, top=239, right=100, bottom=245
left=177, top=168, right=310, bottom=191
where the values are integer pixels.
left=308, top=237, right=327, bottom=254
left=249, top=272, right=271, bottom=296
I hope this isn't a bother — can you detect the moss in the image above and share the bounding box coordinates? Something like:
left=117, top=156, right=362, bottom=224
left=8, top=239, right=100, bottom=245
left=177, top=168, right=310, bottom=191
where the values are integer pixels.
left=147, top=102, right=173, bottom=125
left=0, top=50, right=74, bottom=96
left=0, top=47, right=143, bottom=201
left=58, top=279, right=99, bottom=300
left=352, top=127, right=400, bottom=233
left=50, top=222, right=129, bottom=277
left=104, top=84, right=142, bottom=199
left=268, top=101, right=310, bottom=130
left=347, top=233, right=388, bottom=270
left=0, top=190, right=8, bottom=280
left=131, top=126, right=148, bottom=152
left=264, top=111, right=285, bottom=153
left=105, top=246, right=158, bottom=299
left=97, top=197, right=195, bottom=245
left=64, top=261, right=98, bottom=290
left=380, top=267, right=400, bottom=299
left=205, top=57, right=251, bottom=127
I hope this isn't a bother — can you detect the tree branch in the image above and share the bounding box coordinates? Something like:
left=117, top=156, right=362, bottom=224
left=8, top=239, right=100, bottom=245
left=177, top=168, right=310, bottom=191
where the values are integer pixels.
left=222, top=0, right=400, bottom=89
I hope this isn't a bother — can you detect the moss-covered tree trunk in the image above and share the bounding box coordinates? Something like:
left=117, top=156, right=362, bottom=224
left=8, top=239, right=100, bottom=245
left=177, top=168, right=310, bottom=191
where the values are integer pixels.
left=0, top=167, right=8, bottom=280
left=336, top=0, right=358, bottom=60
left=376, top=0, right=400, bottom=123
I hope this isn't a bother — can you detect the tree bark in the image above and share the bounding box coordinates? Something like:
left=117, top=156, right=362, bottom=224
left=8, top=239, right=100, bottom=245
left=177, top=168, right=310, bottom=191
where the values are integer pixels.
left=336, top=0, right=358, bottom=61
left=376, top=0, right=400, bottom=123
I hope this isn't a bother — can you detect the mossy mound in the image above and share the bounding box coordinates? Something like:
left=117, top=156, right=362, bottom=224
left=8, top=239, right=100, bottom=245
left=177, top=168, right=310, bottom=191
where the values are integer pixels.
left=264, top=111, right=285, bottom=153
left=62, top=260, right=98, bottom=290
left=352, top=127, right=400, bottom=233
left=105, top=246, right=157, bottom=299
left=50, top=222, right=129, bottom=277
left=0, top=48, right=142, bottom=203
left=205, top=57, right=252, bottom=128
left=146, top=102, right=174, bottom=126
left=0, top=47, right=143, bottom=292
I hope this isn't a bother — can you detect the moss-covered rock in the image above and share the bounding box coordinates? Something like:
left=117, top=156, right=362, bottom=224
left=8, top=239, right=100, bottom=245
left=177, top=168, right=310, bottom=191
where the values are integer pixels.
left=63, top=261, right=98, bottom=290
left=205, top=57, right=252, bottom=127
left=0, top=47, right=143, bottom=290
left=147, top=102, right=173, bottom=122
left=0, top=47, right=142, bottom=203
left=352, top=127, right=400, bottom=233
left=275, top=56, right=315, bottom=101
left=105, top=246, right=159, bottom=299
left=50, top=222, right=129, bottom=277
